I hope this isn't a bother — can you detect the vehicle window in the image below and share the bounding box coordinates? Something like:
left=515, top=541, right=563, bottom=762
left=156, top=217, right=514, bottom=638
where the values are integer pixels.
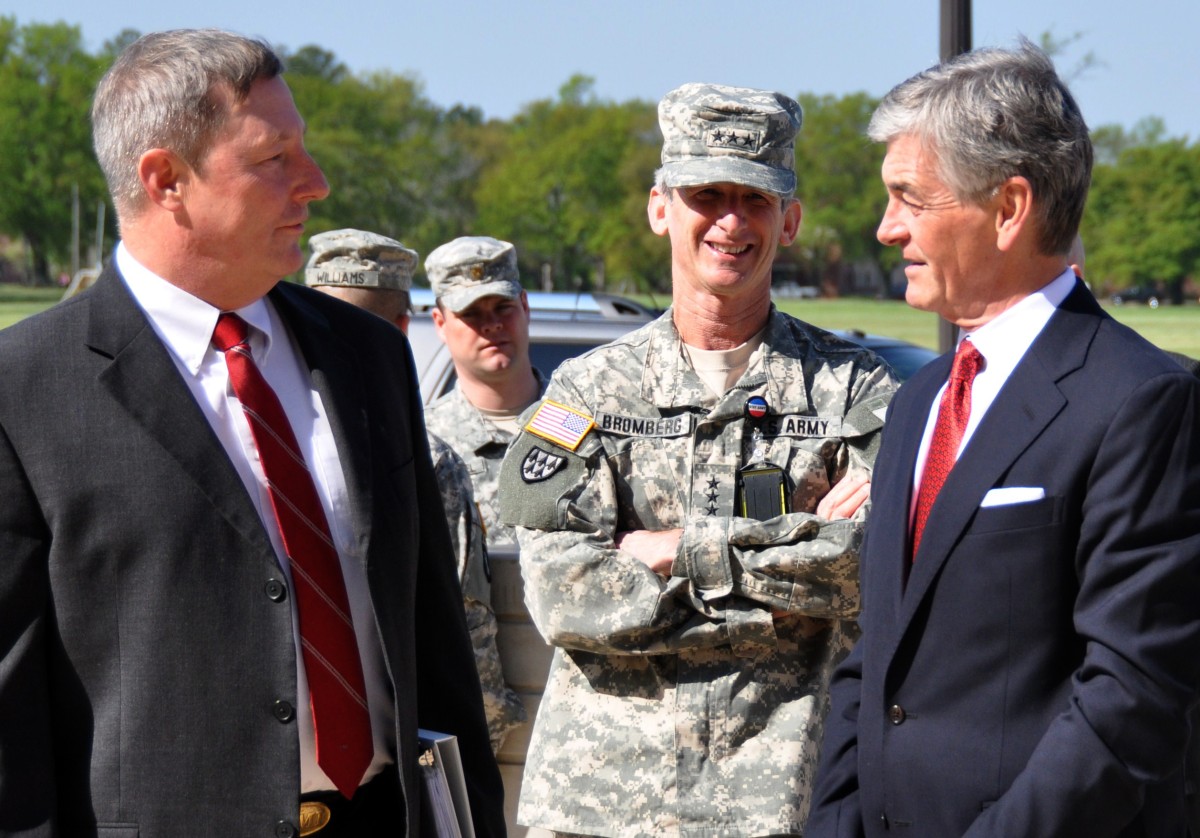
left=530, top=342, right=603, bottom=378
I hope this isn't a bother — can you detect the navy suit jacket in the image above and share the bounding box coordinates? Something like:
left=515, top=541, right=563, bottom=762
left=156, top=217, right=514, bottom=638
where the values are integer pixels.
left=809, top=282, right=1200, bottom=837
left=0, top=266, right=504, bottom=836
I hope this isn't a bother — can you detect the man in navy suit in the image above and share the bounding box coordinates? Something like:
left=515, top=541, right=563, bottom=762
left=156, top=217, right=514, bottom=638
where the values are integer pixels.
left=808, top=41, right=1200, bottom=837
left=0, top=29, right=503, bottom=836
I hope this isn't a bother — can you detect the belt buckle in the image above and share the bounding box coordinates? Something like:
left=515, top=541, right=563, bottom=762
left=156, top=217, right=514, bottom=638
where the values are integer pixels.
left=299, top=801, right=332, bottom=836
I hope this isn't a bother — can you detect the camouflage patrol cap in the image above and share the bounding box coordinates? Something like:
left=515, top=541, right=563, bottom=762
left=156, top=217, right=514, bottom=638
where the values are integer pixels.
left=658, top=82, right=803, bottom=196
left=305, top=229, right=418, bottom=291
left=426, top=236, right=522, bottom=313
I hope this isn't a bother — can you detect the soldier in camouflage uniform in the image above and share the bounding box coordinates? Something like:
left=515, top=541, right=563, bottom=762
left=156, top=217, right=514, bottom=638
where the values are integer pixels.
left=498, top=83, right=900, bottom=836
left=306, top=229, right=524, bottom=752
left=428, top=432, right=526, bottom=752
left=425, top=237, right=546, bottom=549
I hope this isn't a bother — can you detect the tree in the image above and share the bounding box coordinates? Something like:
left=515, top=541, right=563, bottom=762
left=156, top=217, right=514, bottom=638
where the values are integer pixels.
left=791, top=92, right=887, bottom=291
left=473, top=77, right=663, bottom=291
left=280, top=44, right=348, bottom=83
left=1083, top=138, right=1200, bottom=303
left=0, top=18, right=108, bottom=283
left=1037, top=29, right=1102, bottom=83
left=1091, top=117, right=1167, bottom=166
left=288, top=60, right=479, bottom=267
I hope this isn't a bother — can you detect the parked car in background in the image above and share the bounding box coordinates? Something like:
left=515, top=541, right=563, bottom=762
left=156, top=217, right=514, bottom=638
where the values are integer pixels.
left=408, top=289, right=659, bottom=404
left=407, top=288, right=936, bottom=835
left=408, top=289, right=937, bottom=405
left=1110, top=285, right=1161, bottom=308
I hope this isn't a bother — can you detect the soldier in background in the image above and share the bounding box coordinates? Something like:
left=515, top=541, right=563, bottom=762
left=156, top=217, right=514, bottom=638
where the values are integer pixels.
left=307, top=228, right=525, bottom=753
left=424, top=237, right=545, bottom=551
left=498, top=83, right=899, bottom=836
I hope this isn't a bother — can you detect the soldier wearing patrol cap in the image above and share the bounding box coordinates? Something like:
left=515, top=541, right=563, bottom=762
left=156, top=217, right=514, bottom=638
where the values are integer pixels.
left=425, top=236, right=545, bottom=551
left=305, top=228, right=418, bottom=330
left=498, top=83, right=900, bottom=835
left=306, top=228, right=526, bottom=754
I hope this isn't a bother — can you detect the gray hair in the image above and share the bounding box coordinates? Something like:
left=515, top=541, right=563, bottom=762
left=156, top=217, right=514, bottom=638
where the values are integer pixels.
left=868, top=39, right=1092, bottom=256
left=92, top=29, right=283, bottom=219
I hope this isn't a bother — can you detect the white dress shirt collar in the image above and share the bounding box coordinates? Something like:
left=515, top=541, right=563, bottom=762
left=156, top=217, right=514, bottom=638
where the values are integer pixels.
left=959, top=267, right=1077, bottom=377
left=115, top=241, right=278, bottom=372
left=911, top=268, right=1078, bottom=512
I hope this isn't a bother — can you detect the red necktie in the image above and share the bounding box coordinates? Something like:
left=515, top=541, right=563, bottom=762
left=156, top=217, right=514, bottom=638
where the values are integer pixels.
left=911, top=339, right=983, bottom=560
left=212, top=313, right=372, bottom=798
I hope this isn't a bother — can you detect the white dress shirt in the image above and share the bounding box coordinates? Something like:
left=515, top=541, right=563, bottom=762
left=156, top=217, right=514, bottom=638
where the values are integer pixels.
left=911, top=268, right=1077, bottom=513
left=115, top=243, right=394, bottom=792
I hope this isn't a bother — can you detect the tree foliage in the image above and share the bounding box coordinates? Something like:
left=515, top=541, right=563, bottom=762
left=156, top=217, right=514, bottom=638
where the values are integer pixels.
left=793, top=92, right=887, bottom=274
left=0, top=18, right=107, bottom=283
left=1083, top=139, right=1200, bottom=301
left=473, top=76, right=663, bottom=291
left=0, top=21, right=1195, bottom=299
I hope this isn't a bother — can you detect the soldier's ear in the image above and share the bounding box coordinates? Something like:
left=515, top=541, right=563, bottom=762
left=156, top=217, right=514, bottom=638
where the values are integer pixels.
left=647, top=187, right=670, bottom=237
left=779, top=199, right=802, bottom=246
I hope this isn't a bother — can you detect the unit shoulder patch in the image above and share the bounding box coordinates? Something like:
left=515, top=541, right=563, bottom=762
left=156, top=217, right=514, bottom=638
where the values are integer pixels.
left=521, top=446, right=567, bottom=483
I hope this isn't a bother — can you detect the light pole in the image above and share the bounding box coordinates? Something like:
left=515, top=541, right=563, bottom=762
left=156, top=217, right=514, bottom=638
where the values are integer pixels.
left=936, top=0, right=971, bottom=352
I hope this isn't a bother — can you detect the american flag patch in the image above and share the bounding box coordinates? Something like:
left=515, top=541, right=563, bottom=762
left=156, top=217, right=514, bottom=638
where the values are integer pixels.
left=526, top=400, right=594, bottom=451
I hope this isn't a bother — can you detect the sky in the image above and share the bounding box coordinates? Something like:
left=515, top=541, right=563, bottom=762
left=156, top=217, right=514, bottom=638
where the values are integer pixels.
left=6, top=0, right=1199, bottom=140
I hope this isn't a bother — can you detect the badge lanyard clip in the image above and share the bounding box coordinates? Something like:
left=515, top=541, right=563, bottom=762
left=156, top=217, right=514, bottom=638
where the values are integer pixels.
left=738, top=398, right=790, bottom=520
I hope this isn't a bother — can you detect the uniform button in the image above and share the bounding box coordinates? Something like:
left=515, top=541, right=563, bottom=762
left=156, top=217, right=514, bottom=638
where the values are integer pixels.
left=879, top=812, right=890, bottom=830
left=272, top=700, right=296, bottom=723
left=888, top=704, right=906, bottom=725
left=274, top=821, right=297, bottom=838
left=264, top=579, right=287, bottom=602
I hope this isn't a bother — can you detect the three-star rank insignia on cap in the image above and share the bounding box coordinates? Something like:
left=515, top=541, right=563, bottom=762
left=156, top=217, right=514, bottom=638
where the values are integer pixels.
left=707, top=127, right=762, bottom=152
left=521, top=446, right=567, bottom=483
left=525, top=399, right=594, bottom=451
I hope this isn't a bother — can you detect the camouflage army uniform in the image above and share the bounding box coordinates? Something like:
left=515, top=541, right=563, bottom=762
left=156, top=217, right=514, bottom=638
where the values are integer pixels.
left=428, top=432, right=526, bottom=752
left=500, top=308, right=898, bottom=837
left=424, top=371, right=546, bottom=549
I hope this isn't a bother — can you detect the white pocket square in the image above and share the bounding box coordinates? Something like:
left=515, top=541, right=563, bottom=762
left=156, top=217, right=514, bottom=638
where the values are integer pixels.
left=981, top=486, right=1046, bottom=507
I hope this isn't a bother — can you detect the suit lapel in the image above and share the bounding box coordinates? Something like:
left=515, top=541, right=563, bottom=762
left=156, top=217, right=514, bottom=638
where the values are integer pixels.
left=871, top=357, right=948, bottom=619
left=896, top=281, right=1098, bottom=631
left=270, top=284, right=375, bottom=563
left=86, top=266, right=274, bottom=556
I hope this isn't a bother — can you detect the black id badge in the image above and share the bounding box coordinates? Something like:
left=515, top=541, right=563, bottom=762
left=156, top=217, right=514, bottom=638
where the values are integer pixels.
left=738, top=461, right=789, bottom=520
left=736, top=415, right=790, bottom=521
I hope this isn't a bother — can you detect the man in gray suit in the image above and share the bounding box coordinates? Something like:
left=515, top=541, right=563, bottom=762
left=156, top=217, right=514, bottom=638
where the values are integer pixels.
left=0, top=28, right=503, bottom=837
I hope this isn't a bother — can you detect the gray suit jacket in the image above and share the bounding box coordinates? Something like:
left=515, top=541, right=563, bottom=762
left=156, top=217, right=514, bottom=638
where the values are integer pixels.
left=0, top=266, right=504, bottom=836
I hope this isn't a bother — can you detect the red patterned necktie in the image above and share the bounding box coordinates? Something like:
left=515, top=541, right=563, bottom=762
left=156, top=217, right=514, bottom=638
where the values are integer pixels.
left=911, top=338, right=983, bottom=560
left=212, top=313, right=371, bottom=798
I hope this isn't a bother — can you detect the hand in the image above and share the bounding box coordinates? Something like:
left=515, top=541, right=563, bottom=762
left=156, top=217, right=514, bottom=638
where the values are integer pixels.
left=817, top=471, right=870, bottom=520
left=615, top=528, right=682, bottom=577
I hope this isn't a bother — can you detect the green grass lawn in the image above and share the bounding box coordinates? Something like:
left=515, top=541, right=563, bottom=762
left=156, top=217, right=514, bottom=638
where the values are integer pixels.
left=773, top=298, right=1200, bottom=359
left=2, top=284, right=1197, bottom=360
left=0, top=284, right=66, bottom=330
